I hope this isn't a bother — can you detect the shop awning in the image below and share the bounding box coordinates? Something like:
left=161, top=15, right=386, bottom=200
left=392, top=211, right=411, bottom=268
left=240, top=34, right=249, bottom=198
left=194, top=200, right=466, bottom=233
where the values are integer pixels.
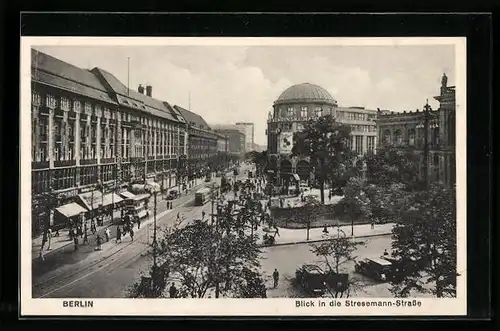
left=55, top=202, right=87, bottom=218
left=134, top=193, right=151, bottom=201
left=102, top=193, right=123, bottom=206
left=119, top=191, right=136, bottom=200
left=293, top=174, right=300, bottom=181
left=78, top=191, right=103, bottom=210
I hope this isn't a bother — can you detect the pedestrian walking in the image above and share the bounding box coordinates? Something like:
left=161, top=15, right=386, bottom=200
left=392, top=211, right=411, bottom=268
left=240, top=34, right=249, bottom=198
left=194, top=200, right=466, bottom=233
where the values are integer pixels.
left=95, top=234, right=103, bottom=251
left=130, top=228, right=134, bottom=241
left=39, top=247, right=45, bottom=261
left=273, top=268, right=280, bottom=288
left=323, top=225, right=329, bottom=234
left=202, top=210, right=206, bottom=220
left=116, top=227, right=122, bottom=243
left=104, top=228, right=111, bottom=242
left=169, top=283, right=178, bottom=298
left=383, top=249, right=389, bottom=256
left=46, top=228, right=53, bottom=250
left=371, top=221, right=375, bottom=230
left=73, top=236, right=79, bottom=251
left=83, top=232, right=89, bottom=244
left=41, top=231, right=48, bottom=251
left=137, top=218, right=141, bottom=229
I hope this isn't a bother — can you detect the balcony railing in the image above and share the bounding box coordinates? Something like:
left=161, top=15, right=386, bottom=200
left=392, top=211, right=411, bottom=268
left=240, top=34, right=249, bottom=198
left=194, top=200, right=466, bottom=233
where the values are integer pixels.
left=32, top=161, right=49, bottom=169
left=54, top=160, right=76, bottom=167
left=80, top=159, right=97, bottom=165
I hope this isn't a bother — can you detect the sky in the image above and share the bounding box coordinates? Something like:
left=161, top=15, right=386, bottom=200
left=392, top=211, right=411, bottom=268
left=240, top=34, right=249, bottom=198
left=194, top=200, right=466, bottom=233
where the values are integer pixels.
left=35, top=44, right=455, bottom=146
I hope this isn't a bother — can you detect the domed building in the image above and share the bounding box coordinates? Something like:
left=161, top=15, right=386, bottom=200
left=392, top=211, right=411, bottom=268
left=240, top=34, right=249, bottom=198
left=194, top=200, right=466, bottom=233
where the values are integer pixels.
left=266, top=83, right=377, bottom=185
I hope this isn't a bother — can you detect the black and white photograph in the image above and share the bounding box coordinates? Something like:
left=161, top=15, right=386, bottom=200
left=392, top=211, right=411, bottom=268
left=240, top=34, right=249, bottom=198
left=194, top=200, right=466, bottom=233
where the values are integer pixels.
left=20, top=37, right=466, bottom=316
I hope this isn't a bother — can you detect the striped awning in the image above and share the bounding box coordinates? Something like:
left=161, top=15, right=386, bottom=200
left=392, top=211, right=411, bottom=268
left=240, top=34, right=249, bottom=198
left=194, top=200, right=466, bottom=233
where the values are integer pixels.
left=55, top=202, right=87, bottom=218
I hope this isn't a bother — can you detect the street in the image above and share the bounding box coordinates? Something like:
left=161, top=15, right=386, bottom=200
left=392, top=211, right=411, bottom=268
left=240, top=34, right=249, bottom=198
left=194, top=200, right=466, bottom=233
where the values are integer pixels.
left=260, top=235, right=432, bottom=298
left=32, top=165, right=252, bottom=298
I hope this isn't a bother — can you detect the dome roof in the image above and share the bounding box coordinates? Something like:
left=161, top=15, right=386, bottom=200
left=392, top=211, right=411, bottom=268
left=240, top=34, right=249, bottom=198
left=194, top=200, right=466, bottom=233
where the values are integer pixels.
left=275, top=83, right=337, bottom=105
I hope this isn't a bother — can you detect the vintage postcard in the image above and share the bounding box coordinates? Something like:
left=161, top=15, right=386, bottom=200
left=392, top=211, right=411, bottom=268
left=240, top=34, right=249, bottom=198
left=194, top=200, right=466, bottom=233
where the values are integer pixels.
left=20, top=37, right=466, bottom=316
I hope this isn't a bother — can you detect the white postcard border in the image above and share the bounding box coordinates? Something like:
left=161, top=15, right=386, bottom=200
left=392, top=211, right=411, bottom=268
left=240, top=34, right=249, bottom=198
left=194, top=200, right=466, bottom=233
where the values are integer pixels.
left=20, top=37, right=467, bottom=316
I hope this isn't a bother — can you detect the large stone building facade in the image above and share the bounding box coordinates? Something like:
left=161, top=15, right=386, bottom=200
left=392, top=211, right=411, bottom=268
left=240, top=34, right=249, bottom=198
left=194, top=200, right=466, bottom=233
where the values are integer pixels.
left=376, top=73, right=456, bottom=187
left=30, top=49, right=217, bottom=235
left=214, top=128, right=246, bottom=156
left=173, top=105, right=219, bottom=177
left=266, top=83, right=377, bottom=183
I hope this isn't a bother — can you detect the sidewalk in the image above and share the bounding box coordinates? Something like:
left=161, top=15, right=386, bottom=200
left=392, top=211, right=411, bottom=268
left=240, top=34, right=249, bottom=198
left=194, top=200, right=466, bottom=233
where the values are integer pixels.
left=32, top=178, right=209, bottom=263
left=256, top=222, right=395, bottom=247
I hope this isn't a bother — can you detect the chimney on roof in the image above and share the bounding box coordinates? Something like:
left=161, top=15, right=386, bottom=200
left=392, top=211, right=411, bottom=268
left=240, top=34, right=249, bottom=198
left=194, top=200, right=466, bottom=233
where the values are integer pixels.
left=138, top=84, right=145, bottom=94
left=146, top=85, right=152, bottom=97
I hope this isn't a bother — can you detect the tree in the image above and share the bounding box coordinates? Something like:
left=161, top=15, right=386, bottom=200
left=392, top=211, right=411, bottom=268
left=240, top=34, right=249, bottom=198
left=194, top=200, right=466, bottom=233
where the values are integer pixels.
left=364, top=145, right=421, bottom=189
left=309, top=227, right=362, bottom=298
left=300, top=196, right=321, bottom=240
left=335, top=177, right=372, bottom=236
left=128, top=193, right=267, bottom=299
left=292, top=115, right=356, bottom=204
left=363, top=182, right=411, bottom=224
left=389, top=184, right=458, bottom=298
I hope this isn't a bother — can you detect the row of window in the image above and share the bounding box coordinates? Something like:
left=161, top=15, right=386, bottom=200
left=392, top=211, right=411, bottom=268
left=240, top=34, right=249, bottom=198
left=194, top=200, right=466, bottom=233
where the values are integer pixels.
left=32, top=161, right=181, bottom=194
left=337, top=111, right=376, bottom=122
left=34, top=120, right=186, bottom=162
left=350, top=124, right=377, bottom=133
left=276, top=106, right=333, bottom=119
left=382, top=127, right=440, bottom=147
left=33, top=91, right=190, bottom=133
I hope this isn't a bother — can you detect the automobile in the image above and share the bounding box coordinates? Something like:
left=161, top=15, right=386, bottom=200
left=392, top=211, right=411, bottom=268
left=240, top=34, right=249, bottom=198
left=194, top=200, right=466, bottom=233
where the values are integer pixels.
left=380, top=254, right=428, bottom=273
left=295, top=264, right=327, bottom=297
left=165, top=189, right=179, bottom=200
left=354, top=257, right=395, bottom=282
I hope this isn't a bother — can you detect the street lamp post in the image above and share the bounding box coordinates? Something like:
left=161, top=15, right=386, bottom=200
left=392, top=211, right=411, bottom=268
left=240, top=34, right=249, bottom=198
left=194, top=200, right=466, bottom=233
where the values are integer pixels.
left=423, top=102, right=430, bottom=189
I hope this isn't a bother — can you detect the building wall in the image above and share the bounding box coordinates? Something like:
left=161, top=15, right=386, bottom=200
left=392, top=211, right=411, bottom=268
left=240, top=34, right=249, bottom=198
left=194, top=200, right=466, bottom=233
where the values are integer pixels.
left=375, top=74, right=456, bottom=187
left=215, top=129, right=245, bottom=155
left=266, top=103, right=377, bottom=158
left=235, top=122, right=255, bottom=152
left=31, top=83, right=188, bottom=194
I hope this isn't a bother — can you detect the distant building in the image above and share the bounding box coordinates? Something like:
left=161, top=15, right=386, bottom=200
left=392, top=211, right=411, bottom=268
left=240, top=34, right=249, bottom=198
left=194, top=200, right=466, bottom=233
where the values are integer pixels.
left=376, top=73, right=456, bottom=187
left=173, top=105, right=219, bottom=175
left=235, top=122, right=255, bottom=152
left=215, top=132, right=229, bottom=153
left=266, top=82, right=377, bottom=183
left=214, top=128, right=245, bottom=156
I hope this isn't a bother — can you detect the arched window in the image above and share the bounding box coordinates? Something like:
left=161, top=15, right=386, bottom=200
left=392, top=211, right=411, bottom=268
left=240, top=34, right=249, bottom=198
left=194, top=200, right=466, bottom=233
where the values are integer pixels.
left=408, top=129, right=416, bottom=145
left=383, top=129, right=391, bottom=144
left=394, top=129, right=403, bottom=145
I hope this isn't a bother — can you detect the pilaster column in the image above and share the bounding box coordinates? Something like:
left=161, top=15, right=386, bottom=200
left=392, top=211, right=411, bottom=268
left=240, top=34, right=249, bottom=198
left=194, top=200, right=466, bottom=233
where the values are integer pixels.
left=86, top=116, right=91, bottom=160
left=105, top=118, right=110, bottom=158
left=116, top=115, right=122, bottom=182
left=62, top=109, right=69, bottom=160
left=362, top=135, right=367, bottom=155
left=75, top=112, right=81, bottom=165
left=48, top=107, right=54, bottom=169
left=33, top=107, right=40, bottom=161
